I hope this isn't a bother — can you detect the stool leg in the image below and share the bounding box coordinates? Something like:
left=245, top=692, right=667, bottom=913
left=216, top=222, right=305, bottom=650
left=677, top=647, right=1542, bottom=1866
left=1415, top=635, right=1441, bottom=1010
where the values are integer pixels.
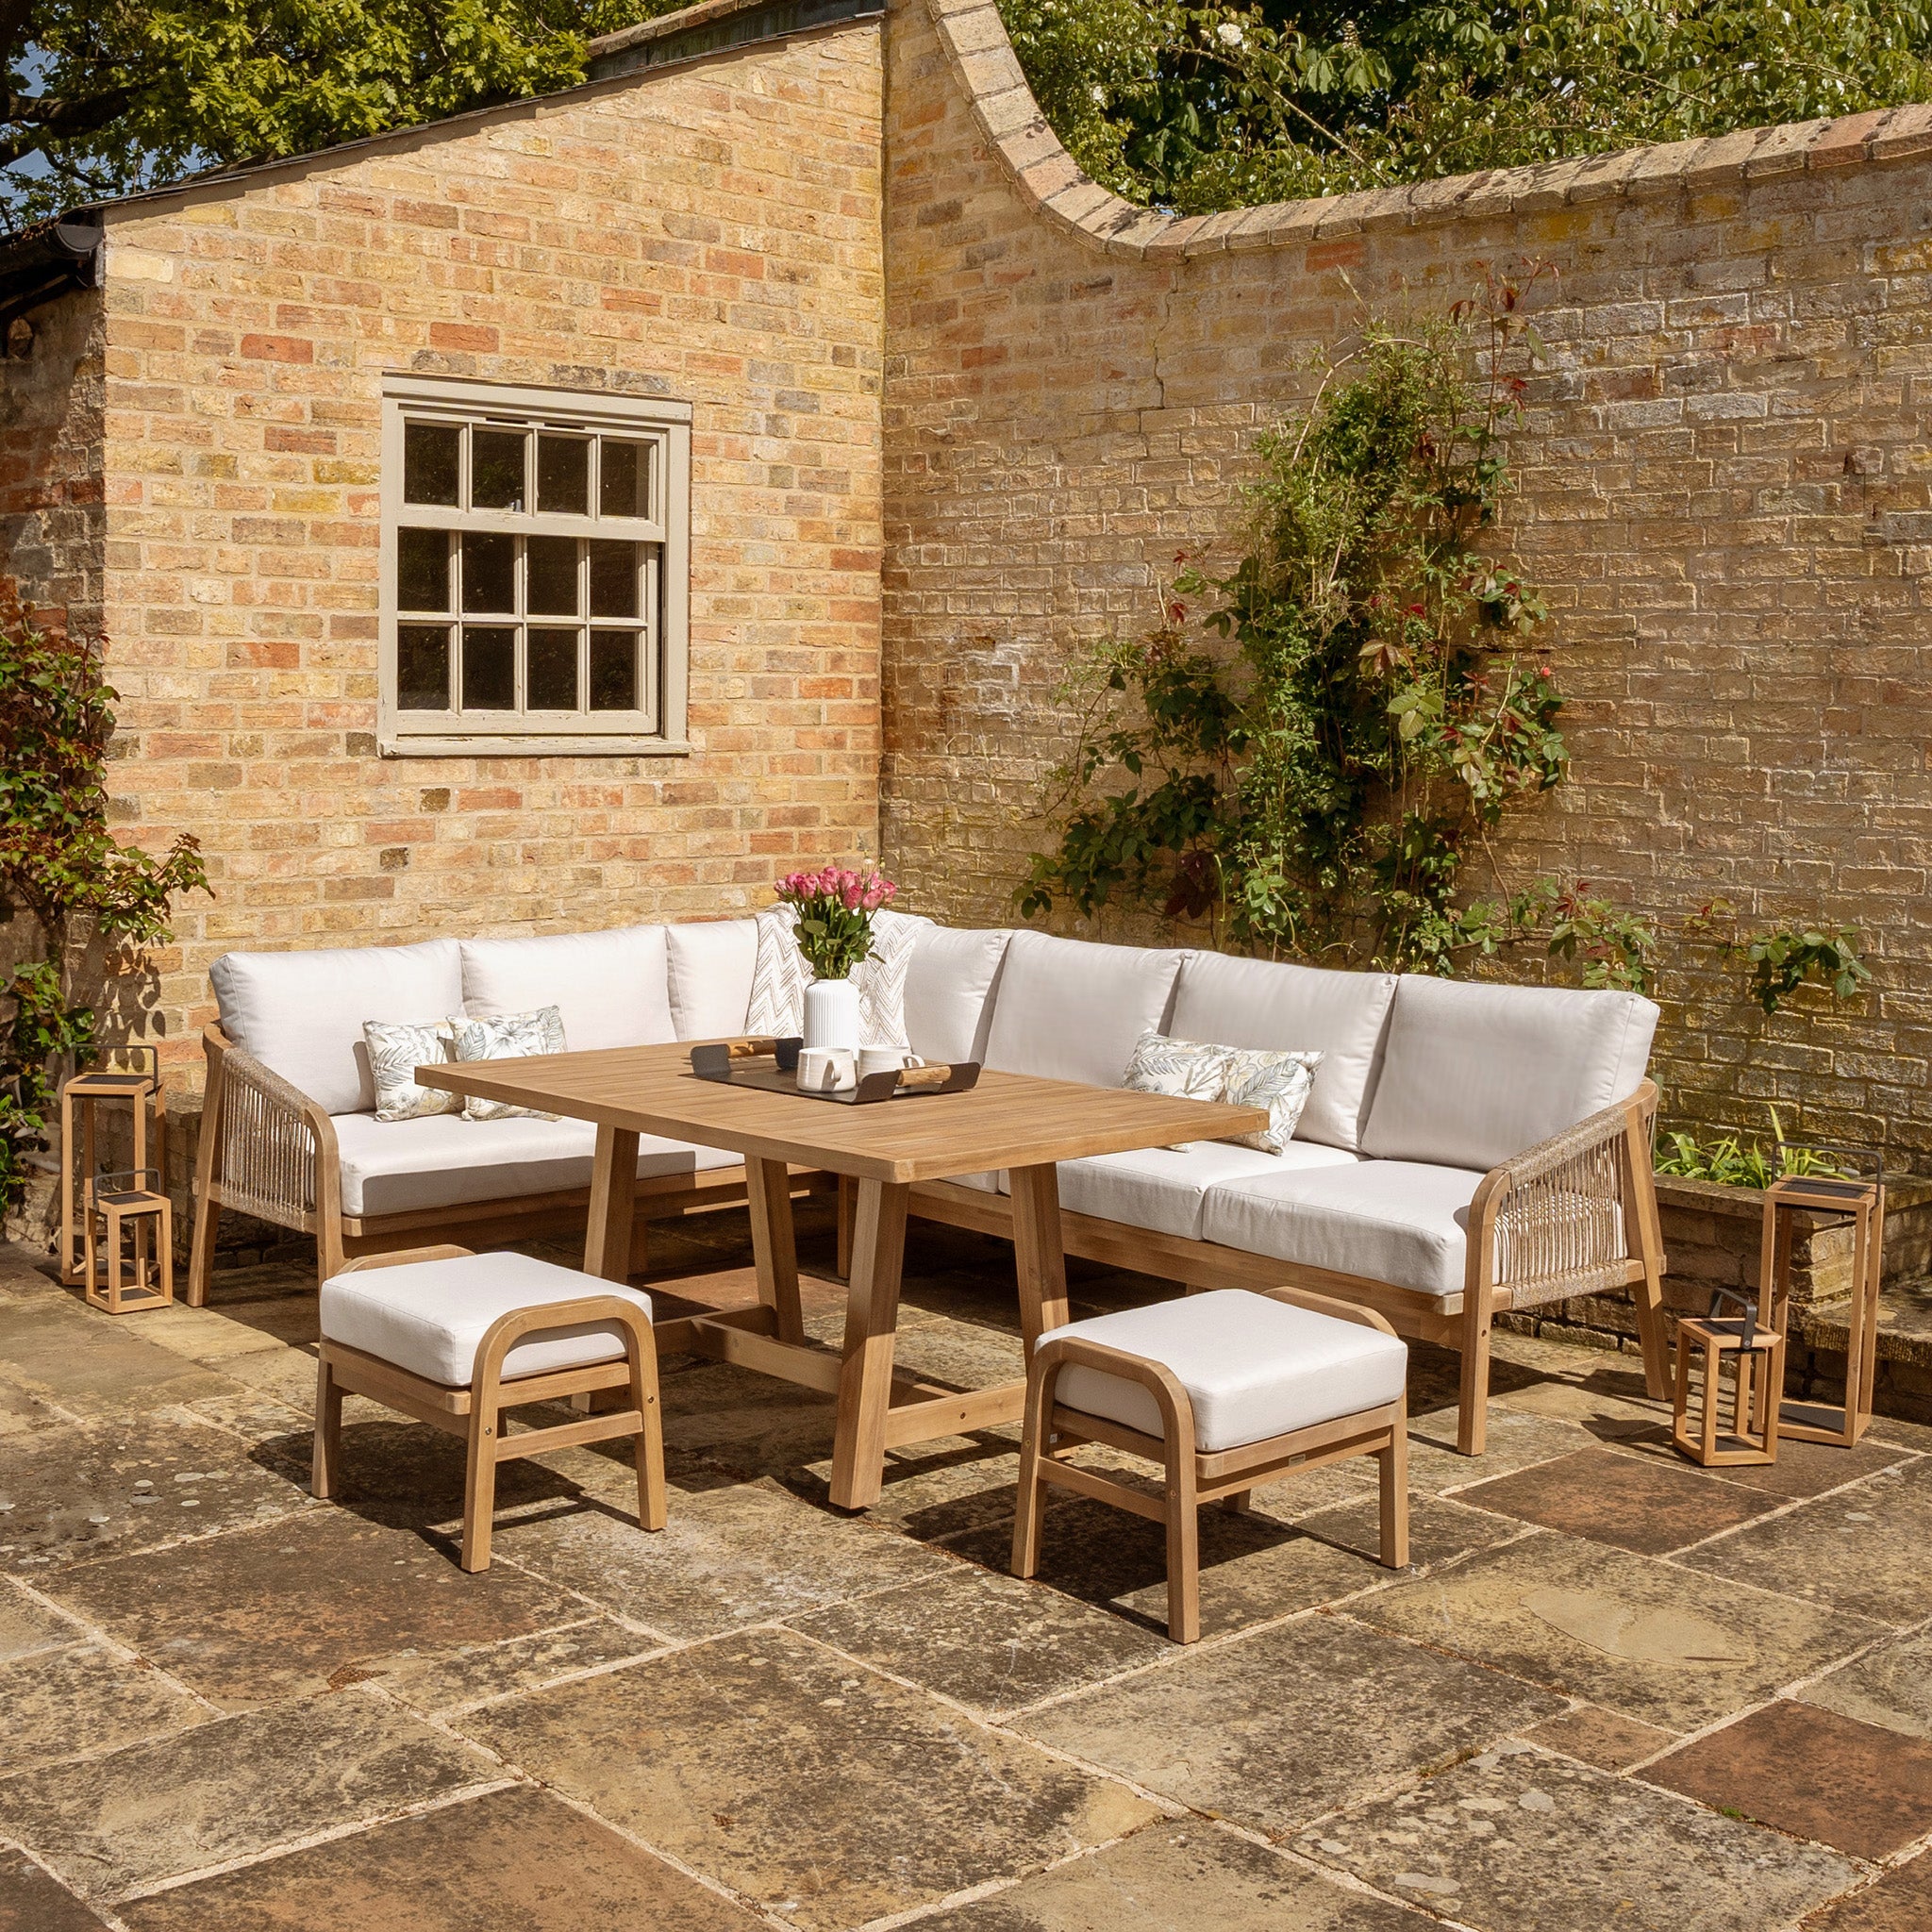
left=107, top=1207, right=125, bottom=1315
left=1010, top=1359, right=1053, bottom=1582
left=1701, top=1340, right=1720, bottom=1464
left=460, top=1408, right=498, bottom=1574
left=629, top=1330, right=667, bottom=1534
left=158, top=1203, right=175, bottom=1307
left=1379, top=1395, right=1409, bottom=1570
left=312, top=1356, right=342, bottom=1499
left=1222, top=1490, right=1253, bottom=1515
left=1165, top=1443, right=1200, bottom=1645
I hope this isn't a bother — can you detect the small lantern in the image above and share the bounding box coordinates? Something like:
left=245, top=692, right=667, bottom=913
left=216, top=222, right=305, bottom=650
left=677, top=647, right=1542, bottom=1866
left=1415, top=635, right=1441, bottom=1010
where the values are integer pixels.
left=60, top=1046, right=168, bottom=1294
left=82, top=1167, right=175, bottom=1314
left=1762, top=1169, right=1885, bottom=1448
left=1673, top=1283, right=1782, bottom=1467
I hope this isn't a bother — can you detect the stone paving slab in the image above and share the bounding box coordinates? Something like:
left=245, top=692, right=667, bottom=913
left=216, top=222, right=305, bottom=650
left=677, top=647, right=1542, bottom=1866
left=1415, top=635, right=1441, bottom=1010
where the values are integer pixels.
left=43, top=1508, right=586, bottom=1709
left=1799, top=1853, right=1932, bottom=1931
left=1455, top=1445, right=1780, bottom=1554
left=1295, top=1740, right=1857, bottom=1932
left=1800, top=1627, right=1932, bottom=1738
left=468, top=1627, right=1158, bottom=1929
left=1355, top=1529, right=1880, bottom=1729
left=0, top=1845, right=110, bottom=1931
left=1518, top=1704, right=1679, bottom=1771
left=1677, top=1457, right=1932, bottom=1625
left=0, top=1581, right=77, bottom=1659
left=1647, top=1699, right=1932, bottom=1860
left=915, top=1821, right=1433, bottom=1929
left=0, top=1414, right=309, bottom=1573
left=0, top=1377, right=61, bottom=1440
left=116, top=1785, right=766, bottom=1930
left=0, top=1689, right=499, bottom=1902
left=370, top=1616, right=665, bottom=1713
left=1404, top=1406, right=1598, bottom=1493
left=1017, top=1612, right=1563, bottom=1837
left=1607, top=1426, right=1911, bottom=1500
left=0, top=1641, right=205, bottom=1774
left=0, top=1294, right=241, bottom=1416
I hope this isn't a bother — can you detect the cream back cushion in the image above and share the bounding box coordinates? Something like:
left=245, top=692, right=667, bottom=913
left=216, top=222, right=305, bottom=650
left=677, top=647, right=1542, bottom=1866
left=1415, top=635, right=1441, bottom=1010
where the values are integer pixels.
left=1359, top=975, right=1659, bottom=1173
left=983, top=932, right=1189, bottom=1089
left=210, top=938, right=464, bottom=1116
left=1167, top=952, right=1397, bottom=1152
left=459, top=926, right=673, bottom=1052
left=664, top=919, right=758, bottom=1040
left=905, top=925, right=1010, bottom=1065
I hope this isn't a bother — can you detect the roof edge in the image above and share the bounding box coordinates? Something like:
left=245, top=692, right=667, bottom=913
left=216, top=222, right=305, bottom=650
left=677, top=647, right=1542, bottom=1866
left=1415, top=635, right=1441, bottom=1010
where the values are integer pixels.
left=925, top=0, right=1932, bottom=261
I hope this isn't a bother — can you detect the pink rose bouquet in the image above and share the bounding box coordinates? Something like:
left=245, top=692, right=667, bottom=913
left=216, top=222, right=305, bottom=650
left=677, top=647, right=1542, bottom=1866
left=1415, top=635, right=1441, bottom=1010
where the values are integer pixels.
left=774, top=864, right=897, bottom=979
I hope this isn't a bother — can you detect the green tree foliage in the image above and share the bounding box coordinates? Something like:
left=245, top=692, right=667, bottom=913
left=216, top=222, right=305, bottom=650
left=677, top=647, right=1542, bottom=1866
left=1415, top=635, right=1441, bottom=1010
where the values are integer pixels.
left=0, top=605, right=208, bottom=1211
left=1000, top=0, right=1932, bottom=213
left=0, top=0, right=683, bottom=229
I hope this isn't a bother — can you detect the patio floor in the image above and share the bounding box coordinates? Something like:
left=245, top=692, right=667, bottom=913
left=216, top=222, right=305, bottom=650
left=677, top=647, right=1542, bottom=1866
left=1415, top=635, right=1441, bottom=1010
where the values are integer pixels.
left=2, top=1202, right=1930, bottom=1932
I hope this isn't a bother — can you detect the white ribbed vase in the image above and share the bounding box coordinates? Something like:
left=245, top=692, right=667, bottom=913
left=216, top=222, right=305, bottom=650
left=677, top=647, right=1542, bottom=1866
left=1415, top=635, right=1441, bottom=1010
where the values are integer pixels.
left=801, top=976, right=861, bottom=1053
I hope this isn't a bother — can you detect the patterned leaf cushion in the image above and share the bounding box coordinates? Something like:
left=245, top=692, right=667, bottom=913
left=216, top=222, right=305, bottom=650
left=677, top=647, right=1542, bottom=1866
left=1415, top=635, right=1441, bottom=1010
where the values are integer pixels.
left=1124, top=1031, right=1237, bottom=1148
left=745, top=905, right=927, bottom=1050
left=362, top=1019, right=460, bottom=1122
left=1222, top=1045, right=1324, bottom=1154
left=450, top=1007, right=567, bottom=1122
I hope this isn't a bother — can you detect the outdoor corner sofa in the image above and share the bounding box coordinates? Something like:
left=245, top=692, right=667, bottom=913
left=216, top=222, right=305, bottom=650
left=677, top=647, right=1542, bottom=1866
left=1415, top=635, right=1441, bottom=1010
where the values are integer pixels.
left=191, top=920, right=1669, bottom=1455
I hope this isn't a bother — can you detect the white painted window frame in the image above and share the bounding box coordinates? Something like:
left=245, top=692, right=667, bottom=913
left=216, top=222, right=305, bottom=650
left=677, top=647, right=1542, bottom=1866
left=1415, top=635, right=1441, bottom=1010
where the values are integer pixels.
left=378, top=373, right=692, bottom=758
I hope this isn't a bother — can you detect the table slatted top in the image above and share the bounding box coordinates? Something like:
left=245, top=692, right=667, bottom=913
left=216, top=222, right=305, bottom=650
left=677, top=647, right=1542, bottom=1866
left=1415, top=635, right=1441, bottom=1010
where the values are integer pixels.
left=419, top=1041, right=1269, bottom=1184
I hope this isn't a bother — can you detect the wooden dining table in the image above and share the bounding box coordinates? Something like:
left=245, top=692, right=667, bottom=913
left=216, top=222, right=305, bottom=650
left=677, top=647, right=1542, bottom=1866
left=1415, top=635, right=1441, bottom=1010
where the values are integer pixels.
left=419, top=1041, right=1267, bottom=1509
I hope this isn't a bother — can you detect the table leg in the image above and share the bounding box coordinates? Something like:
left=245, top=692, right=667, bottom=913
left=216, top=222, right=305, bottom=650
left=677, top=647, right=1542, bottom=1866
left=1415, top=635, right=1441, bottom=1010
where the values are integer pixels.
left=828, top=1178, right=911, bottom=1510
left=746, top=1155, right=805, bottom=1344
left=585, top=1124, right=641, bottom=1283
left=1009, top=1162, right=1070, bottom=1352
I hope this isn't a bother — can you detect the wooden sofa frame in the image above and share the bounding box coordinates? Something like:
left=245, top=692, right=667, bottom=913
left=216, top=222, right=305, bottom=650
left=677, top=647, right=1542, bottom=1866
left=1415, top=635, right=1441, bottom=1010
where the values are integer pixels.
left=188, top=1024, right=821, bottom=1305
left=888, top=1079, right=1669, bottom=1457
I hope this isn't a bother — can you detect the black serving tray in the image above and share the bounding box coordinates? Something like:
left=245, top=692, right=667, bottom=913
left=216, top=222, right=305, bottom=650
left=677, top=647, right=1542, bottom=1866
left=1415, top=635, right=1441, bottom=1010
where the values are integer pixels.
left=689, top=1041, right=980, bottom=1105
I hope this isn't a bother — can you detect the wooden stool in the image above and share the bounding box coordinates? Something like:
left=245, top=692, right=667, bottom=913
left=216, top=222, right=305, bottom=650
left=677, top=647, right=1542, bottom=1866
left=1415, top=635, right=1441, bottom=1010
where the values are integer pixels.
left=1673, top=1285, right=1781, bottom=1467
left=82, top=1168, right=175, bottom=1314
left=1762, top=1173, right=1885, bottom=1448
left=61, top=1049, right=167, bottom=1291
left=313, top=1244, right=666, bottom=1572
left=1012, top=1287, right=1409, bottom=1643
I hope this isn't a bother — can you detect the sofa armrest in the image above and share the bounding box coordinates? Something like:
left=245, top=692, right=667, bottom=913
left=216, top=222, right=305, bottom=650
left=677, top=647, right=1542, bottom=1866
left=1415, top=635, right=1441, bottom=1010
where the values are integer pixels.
left=201, top=1024, right=342, bottom=1241
left=1469, top=1079, right=1660, bottom=1309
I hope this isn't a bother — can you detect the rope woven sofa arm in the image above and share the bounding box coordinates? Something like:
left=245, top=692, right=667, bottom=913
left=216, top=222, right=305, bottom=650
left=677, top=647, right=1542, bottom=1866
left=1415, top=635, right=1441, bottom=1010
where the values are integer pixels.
left=203, top=1026, right=339, bottom=1234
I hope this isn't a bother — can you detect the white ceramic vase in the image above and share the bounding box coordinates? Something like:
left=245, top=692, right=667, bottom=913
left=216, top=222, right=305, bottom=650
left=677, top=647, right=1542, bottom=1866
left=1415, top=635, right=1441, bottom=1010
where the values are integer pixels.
left=801, top=976, right=861, bottom=1053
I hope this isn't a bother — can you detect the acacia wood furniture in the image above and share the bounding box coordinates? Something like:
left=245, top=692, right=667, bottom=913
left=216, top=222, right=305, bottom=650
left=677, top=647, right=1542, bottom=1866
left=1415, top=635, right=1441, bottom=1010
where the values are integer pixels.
left=61, top=1051, right=166, bottom=1291
left=81, top=1168, right=175, bottom=1314
left=312, top=1244, right=666, bottom=1572
left=1013, top=1287, right=1409, bottom=1642
left=189, top=1022, right=800, bottom=1304
left=905, top=1079, right=1669, bottom=1457
left=1762, top=1172, right=1885, bottom=1448
left=419, top=1041, right=1267, bottom=1510
left=1672, top=1283, right=1782, bottom=1467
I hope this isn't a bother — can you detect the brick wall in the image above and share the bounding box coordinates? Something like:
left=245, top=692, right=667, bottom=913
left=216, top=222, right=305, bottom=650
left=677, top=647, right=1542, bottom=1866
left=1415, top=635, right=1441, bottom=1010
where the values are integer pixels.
left=2, top=21, right=885, bottom=1101
left=881, top=0, right=1932, bottom=1164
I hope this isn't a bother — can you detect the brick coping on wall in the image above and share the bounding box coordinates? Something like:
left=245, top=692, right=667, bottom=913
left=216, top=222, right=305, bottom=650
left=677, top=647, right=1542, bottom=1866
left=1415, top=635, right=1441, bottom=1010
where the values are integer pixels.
left=924, top=0, right=1932, bottom=260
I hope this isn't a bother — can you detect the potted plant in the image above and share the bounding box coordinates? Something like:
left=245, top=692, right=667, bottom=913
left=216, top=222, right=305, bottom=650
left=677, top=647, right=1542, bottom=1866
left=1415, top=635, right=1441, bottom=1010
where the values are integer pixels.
left=774, top=865, right=897, bottom=1052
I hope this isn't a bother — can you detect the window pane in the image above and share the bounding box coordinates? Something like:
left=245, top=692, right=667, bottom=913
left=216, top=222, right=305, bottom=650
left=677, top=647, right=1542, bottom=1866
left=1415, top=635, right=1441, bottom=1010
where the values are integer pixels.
left=590, top=631, right=638, bottom=711
left=397, top=625, right=451, bottom=710
left=600, top=439, right=646, bottom=518
left=527, top=627, right=580, bottom=710
left=403, top=423, right=460, bottom=506
left=462, top=626, right=516, bottom=710
left=472, top=428, right=526, bottom=510
left=460, top=532, right=514, bottom=613
left=526, top=535, right=579, bottom=615
left=589, top=540, right=639, bottom=619
left=396, top=527, right=450, bottom=611
left=538, top=435, right=590, bottom=515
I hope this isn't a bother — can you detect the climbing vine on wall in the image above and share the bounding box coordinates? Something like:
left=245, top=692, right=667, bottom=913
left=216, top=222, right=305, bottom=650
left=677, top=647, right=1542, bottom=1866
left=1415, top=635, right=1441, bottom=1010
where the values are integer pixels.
left=1020, top=274, right=1872, bottom=1019
left=0, top=601, right=208, bottom=1214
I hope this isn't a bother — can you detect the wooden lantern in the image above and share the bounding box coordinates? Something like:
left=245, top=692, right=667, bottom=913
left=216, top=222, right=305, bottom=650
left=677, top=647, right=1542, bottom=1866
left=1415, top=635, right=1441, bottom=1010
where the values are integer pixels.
left=82, top=1167, right=175, bottom=1314
left=1673, top=1284, right=1782, bottom=1467
left=60, top=1047, right=167, bottom=1291
left=1762, top=1171, right=1885, bottom=1448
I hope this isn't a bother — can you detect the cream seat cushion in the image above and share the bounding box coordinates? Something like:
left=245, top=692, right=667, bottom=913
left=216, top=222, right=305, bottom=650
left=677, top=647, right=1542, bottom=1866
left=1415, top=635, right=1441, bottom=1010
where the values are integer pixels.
left=331, top=1112, right=739, bottom=1219
left=1018, top=1140, right=1360, bottom=1243
left=459, top=926, right=675, bottom=1051
left=1039, top=1289, right=1408, bottom=1451
left=321, top=1251, right=653, bottom=1387
left=1201, top=1159, right=1485, bottom=1302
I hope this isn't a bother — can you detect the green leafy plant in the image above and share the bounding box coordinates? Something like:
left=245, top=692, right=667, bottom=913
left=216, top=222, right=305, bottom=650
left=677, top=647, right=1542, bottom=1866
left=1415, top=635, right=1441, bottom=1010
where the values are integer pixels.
left=1654, top=1109, right=1851, bottom=1188
left=0, top=603, right=208, bottom=1214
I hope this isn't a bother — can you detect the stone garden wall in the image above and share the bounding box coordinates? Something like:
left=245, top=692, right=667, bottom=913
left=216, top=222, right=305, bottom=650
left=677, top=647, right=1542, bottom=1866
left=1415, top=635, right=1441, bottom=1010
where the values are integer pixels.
left=881, top=0, right=1932, bottom=1168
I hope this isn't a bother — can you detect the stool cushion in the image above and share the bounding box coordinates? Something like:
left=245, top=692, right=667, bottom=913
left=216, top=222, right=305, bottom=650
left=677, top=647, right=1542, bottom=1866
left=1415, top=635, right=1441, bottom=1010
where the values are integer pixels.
left=321, top=1252, right=653, bottom=1389
left=1037, top=1289, right=1407, bottom=1452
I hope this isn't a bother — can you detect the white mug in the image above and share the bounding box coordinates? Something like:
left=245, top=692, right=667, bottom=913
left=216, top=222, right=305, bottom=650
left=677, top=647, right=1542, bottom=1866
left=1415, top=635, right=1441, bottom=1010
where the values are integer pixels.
left=797, top=1046, right=857, bottom=1092
left=858, top=1047, right=924, bottom=1082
